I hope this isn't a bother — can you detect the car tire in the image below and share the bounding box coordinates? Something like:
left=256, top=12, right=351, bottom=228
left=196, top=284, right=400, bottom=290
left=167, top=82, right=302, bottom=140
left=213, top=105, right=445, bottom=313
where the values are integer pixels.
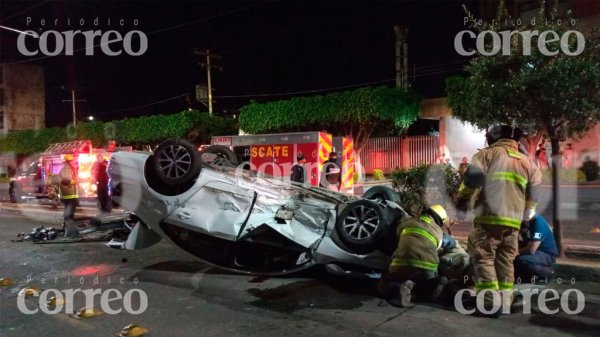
left=362, top=186, right=407, bottom=255
left=335, top=200, right=389, bottom=255
left=151, top=139, right=201, bottom=188
left=362, top=186, right=401, bottom=205
left=200, top=145, right=239, bottom=167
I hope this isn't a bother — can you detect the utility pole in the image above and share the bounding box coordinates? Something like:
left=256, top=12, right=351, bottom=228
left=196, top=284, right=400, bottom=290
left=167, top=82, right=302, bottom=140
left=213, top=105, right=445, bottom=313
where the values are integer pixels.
left=61, top=88, right=86, bottom=126
left=194, top=49, right=222, bottom=115
left=394, top=26, right=408, bottom=89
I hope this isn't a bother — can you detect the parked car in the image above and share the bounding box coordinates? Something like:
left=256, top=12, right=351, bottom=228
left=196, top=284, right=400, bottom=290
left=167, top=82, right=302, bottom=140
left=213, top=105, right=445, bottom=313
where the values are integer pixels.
left=108, top=139, right=407, bottom=276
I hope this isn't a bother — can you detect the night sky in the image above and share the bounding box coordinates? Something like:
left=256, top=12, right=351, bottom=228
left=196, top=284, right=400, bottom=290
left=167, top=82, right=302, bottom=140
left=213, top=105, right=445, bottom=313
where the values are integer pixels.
left=0, top=0, right=476, bottom=127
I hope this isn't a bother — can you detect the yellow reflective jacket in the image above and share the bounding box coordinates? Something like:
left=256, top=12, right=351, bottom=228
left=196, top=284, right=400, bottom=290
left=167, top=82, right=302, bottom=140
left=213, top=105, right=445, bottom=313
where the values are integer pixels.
left=458, top=139, right=541, bottom=229
left=59, top=163, right=78, bottom=199
left=391, top=215, right=443, bottom=271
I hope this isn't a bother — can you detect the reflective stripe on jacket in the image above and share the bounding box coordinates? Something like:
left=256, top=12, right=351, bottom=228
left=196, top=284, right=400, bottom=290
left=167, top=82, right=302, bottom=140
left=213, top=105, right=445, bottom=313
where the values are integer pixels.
left=458, top=139, right=541, bottom=229
left=391, top=216, right=443, bottom=271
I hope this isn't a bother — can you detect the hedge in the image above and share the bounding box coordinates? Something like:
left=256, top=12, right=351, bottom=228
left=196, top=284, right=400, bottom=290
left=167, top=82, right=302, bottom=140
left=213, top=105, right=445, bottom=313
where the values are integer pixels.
left=0, top=110, right=238, bottom=155
left=238, top=86, right=420, bottom=152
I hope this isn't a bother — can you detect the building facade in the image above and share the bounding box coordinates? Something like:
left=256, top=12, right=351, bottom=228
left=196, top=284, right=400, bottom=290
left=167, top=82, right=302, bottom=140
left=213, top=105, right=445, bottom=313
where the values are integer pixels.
left=0, top=63, right=45, bottom=133
left=0, top=63, right=45, bottom=177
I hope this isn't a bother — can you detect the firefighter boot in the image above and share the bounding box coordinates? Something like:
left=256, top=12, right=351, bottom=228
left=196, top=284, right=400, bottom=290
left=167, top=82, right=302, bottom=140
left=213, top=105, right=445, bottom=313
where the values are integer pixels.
left=430, top=276, right=449, bottom=302
left=398, top=280, right=415, bottom=308
left=63, top=219, right=79, bottom=239
left=386, top=280, right=415, bottom=308
left=474, top=290, right=502, bottom=318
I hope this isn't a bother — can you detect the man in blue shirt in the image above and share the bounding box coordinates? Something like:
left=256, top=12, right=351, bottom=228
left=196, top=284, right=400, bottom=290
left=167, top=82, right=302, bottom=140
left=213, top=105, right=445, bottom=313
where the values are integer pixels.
left=515, top=215, right=558, bottom=281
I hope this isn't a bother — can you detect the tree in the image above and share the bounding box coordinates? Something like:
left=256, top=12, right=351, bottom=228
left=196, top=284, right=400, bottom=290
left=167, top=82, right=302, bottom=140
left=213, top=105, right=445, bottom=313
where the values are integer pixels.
left=446, top=0, right=600, bottom=256
left=238, top=86, right=420, bottom=154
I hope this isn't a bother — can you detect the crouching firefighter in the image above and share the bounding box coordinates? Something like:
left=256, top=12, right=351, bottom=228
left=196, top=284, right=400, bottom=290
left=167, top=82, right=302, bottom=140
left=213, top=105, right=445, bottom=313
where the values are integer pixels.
left=377, top=205, right=449, bottom=307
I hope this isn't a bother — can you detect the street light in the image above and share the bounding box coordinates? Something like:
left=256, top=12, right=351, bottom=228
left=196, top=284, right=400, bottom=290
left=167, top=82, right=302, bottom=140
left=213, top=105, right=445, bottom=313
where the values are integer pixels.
left=87, top=116, right=94, bottom=121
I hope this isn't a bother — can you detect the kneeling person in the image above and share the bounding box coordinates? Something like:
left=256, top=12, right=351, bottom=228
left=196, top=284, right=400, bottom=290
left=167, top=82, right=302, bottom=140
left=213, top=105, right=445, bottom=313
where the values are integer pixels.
left=377, top=205, right=448, bottom=307
left=515, top=215, right=558, bottom=281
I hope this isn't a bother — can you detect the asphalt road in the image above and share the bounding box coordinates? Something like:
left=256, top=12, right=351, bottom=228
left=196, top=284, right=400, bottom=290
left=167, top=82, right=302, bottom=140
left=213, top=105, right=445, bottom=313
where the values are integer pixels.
left=1, top=215, right=600, bottom=337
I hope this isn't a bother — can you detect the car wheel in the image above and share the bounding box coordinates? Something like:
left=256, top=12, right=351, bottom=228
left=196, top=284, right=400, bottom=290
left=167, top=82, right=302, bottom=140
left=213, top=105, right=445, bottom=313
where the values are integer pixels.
left=362, top=186, right=401, bottom=205
left=200, top=145, right=239, bottom=167
left=362, top=186, right=406, bottom=255
left=335, top=200, right=389, bottom=255
left=151, top=139, right=201, bottom=187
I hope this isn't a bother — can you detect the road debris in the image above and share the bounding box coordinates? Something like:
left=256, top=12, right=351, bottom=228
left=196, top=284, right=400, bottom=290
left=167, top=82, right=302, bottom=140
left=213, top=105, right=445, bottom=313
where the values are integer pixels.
left=0, top=278, right=15, bottom=287
left=18, top=287, right=39, bottom=298
left=119, top=323, right=149, bottom=337
left=72, top=307, right=103, bottom=319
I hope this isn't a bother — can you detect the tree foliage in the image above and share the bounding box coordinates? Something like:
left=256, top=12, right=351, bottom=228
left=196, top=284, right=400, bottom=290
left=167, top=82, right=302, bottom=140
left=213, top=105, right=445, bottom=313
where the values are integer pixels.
left=445, top=0, right=600, bottom=256
left=0, top=110, right=238, bottom=154
left=239, top=86, right=420, bottom=152
left=446, top=1, right=600, bottom=140
left=391, top=164, right=461, bottom=216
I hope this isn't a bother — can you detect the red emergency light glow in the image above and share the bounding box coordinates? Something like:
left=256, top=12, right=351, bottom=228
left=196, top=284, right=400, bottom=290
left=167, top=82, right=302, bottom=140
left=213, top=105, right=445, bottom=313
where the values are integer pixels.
left=70, top=264, right=115, bottom=277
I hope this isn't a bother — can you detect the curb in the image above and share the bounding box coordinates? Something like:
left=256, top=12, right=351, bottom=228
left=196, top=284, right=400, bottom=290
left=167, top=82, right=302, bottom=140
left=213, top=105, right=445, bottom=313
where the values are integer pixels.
left=555, top=260, right=600, bottom=283
left=0, top=203, right=100, bottom=220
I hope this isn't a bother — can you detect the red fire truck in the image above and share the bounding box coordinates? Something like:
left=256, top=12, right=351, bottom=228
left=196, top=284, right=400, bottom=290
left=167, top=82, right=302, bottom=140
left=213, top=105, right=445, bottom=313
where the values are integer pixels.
left=9, top=140, right=130, bottom=203
left=211, top=131, right=356, bottom=194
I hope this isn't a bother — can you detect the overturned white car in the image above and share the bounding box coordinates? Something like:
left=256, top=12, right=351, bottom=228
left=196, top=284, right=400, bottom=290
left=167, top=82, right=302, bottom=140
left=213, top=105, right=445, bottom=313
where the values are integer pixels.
left=108, top=139, right=407, bottom=276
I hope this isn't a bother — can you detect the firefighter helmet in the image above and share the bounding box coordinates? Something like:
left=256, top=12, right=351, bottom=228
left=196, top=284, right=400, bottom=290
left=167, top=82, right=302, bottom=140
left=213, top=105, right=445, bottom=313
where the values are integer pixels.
left=486, top=125, right=524, bottom=145
left=63, top=154, right=74, bottom=161
left=426, top=205, right=449, bottom=227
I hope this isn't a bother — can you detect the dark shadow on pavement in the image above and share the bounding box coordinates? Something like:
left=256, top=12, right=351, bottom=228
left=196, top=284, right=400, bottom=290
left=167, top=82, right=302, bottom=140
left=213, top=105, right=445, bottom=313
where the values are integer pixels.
left=529, top=314, right=600, bottom=336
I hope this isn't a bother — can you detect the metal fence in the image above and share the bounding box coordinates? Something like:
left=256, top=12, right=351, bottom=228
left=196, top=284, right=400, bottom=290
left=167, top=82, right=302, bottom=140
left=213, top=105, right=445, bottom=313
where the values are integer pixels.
left=407, top=135, right=439, bottom=168
left=361, top=136, right=438, bottom=173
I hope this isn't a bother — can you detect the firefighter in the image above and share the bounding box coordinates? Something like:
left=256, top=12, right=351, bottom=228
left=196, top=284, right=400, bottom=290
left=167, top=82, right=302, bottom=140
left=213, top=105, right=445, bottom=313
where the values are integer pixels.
left=321, top=152, right=341, bottom=191
left=91, top=153, right=111, bottom=213
left=291, top=154, right=306, bottom=183
left=456, top=125, right=541, bottom=316
left=458, top=157, right=469, bottom=177
left=377, top=205, right=449, bottom=307
left=59, top=154, right=80, bottom=238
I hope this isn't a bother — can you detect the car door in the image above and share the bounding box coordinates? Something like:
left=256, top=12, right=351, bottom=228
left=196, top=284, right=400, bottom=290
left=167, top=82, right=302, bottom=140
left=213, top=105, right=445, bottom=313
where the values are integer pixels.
left=21, top=162, right=40, bottom=195
left=160, top=180, right=256, bottom=268
left=165, top=180, right=255, bottom=240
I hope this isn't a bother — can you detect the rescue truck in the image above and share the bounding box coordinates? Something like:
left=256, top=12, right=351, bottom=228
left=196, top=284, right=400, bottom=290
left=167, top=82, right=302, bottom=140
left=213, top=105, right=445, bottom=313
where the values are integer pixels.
left=9, top=140, right=130, bottom=203
left=210, top=131, right=357, bottom=194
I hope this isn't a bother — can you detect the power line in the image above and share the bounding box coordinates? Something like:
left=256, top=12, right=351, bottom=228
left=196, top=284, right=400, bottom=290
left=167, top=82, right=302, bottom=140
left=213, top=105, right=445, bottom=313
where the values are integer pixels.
left=212, top=67, right=468, bottom=99
left=415, top=59, right=469, bottom=71
left=0, top=0, right=51, bottom=23
left=214, top=79, right=396, bottom=98
left=148, top=1, right=277, bottom=36
left=97, top=93, right=189, bottom=116
left=4, top=0, right=277, bottom=65
left=92, top=67, right=465, bottom=118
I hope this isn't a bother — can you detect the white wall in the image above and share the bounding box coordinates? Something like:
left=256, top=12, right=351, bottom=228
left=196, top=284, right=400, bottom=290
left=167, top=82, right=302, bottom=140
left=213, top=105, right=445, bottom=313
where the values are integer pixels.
left=442, top=117, right=486, bottom=167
